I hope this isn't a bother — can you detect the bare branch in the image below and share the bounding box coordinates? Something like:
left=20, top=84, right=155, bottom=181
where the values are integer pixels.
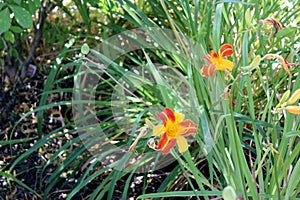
left=20, top=1, right=56, bottom=79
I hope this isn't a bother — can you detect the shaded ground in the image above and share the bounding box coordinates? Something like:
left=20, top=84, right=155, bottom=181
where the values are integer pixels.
left=0, top=13, right=200, bottom=198
left=0, top=67, right=178, bottom=199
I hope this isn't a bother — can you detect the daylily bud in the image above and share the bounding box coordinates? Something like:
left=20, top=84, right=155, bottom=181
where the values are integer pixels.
left=245, top=9, right=253, bottom=28
left=279, top=90, right=291, bottom=105
left=250, top=55, right=261, bottom=69
left=287, top=89, right=300, bottom=105
left=284, top=106, right=300, bottom=114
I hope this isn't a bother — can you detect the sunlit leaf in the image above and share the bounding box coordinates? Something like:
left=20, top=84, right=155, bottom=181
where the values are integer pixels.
left=276, top=27, right=297, bottom=39
left=0, top=8, right=12, bottom=34
left=10, top=5, right=33, bottom=28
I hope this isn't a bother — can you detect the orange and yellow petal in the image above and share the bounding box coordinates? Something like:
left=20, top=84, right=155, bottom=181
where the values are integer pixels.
left=219, top=44, right=233, bottom=57
left=157, top=108, right=176, bottom=125
left=157, top=132, right=169, bottom=150
left=217, top=59, right=234, bottom=71
left=157, top=112, right=167, bottom=126
left=210, top=50, right=218, bottom=59
left=284, top=106, right=300, bottom=114
left=153, top=124, right=165, bottom=136
left=164, top=108, right=176, bottom=122
left=203, top=55, right=212, bottom=64
left=161, top=139, right=177, bottom=154
left=179, top=120, right=198, bottom=136
left=176, top=136, right=188, bottom=153
left=201, top=65, right=216, bottom=77
left=175, top=112, right=184, bottom=123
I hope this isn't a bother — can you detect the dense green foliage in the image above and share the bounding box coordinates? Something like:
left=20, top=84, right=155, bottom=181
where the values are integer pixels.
left=0, top=0, right=299, bottom=199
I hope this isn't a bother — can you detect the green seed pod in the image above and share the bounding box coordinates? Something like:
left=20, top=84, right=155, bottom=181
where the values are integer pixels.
left=223, top=185, right=237, bottom=200
left=81, top=43, right=90, bottom=55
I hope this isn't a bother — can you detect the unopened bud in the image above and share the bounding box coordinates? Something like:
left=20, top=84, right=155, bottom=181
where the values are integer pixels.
left=287, top=89, right=300, bottom=105
left=284, top=106, right=300, bottom=114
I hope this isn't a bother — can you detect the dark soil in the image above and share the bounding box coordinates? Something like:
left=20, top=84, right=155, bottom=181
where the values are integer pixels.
left=0, top=68, right=180, bottom=200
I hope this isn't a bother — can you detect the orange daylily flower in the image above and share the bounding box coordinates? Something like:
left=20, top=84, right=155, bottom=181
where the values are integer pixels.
left=201, top=44, right=234, bottom=77
left=152, top=108, right=198, bottom=154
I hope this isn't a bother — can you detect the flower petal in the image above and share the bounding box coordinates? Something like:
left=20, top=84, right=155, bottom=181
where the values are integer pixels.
left=179, top=119, right=198, bottom=128
left=179, top=119, right=198, bottom=136
left=203, top=54, right=212, bottom=64
left=158, top=108, right=176, bottom=125
left=164, top=108, right=176, bottom=122
left=157, top=132, right=169, bottom=150
left=175, top=112, right=184, bottom=123
left=219, top=44, right=233, bottom=57
left=210, top=50, right=218, bottom=58
left=284, top=106, right=300, bottom=114
left=201, top=65, right=216, bottom=77
left=161, top=138, right=177, bottom=154
left=176, top=136, right=188, bottom=153
left=157, top=112, right=167, bottom=126
left=209, top=65, right=216, bottom=76
left=153, top=124, right=165, bottom=136
left=201, top=66, right=209, bottom=77
left=218, top=59, right=234, bottom=71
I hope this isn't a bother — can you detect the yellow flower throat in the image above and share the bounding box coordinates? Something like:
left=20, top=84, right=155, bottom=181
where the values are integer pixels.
left=165, top=121, right=179, bottom=138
